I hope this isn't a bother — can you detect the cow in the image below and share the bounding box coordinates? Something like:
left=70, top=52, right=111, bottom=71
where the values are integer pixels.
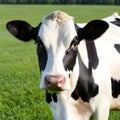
left=6, top=11, right=120, bottom=120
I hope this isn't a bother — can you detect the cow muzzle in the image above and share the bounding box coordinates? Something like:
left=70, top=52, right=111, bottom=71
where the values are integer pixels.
left=45, top=75, right=66, bottom=92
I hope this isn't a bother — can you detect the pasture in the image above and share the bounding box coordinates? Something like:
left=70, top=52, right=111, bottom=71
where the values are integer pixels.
left=0, top=5, right=120, bottom=120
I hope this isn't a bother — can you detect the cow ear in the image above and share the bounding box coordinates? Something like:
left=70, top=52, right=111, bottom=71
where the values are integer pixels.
left=80, top=20, right=109, bottom=41
left=6, top=20, right=39, bottom=41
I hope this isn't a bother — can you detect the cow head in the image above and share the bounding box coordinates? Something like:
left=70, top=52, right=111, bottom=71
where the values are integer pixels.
left=6, top=11, right=109, bottom=93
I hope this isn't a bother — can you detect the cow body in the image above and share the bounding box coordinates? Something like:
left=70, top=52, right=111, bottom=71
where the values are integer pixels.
left=6, top=11, right=120, bottom=120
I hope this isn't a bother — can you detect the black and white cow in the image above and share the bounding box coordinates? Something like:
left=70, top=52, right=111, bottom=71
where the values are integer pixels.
left=6, top=11, right=120, bottom=120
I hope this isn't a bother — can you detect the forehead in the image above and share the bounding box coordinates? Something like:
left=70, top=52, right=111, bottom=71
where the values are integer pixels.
left=38, top=11, right=77, bottom=48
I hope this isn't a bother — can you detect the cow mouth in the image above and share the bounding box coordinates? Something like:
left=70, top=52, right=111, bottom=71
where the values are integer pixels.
left=46, top=85, right=63, bottom=92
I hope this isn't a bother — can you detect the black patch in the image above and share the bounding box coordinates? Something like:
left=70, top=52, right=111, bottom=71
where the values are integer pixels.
left=63, top=36, right=79, bottom=71
left=52, top=93, right=57, bottom=102
left=114, top=44, right=120, bottom=53
left=111, top=18, right=120, bottom=27
left=46, top=90, right=57, bottom=103
left=71, top=52, right=99, bottom=102
left=37, top=36, right=47, bottom=71
left=111, top=78, right=120, bottom=98
left=86, top=41, right=99, bottom=69
left=46, top=90, right=52, bottom=103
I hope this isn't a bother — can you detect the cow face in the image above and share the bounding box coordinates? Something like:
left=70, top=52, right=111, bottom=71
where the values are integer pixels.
left=6, top=11, right=109, bottom=93
left=37, top=11, right=79, bottom=92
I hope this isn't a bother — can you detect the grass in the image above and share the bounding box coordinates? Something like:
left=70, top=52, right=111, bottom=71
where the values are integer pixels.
left=0, top=5, right=120, bottom=120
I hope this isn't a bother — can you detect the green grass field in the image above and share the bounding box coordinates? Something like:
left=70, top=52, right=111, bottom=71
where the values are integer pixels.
left=0, top=5, right=120, bottom=120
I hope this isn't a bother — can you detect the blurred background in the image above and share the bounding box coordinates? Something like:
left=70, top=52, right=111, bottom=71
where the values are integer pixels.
left=0, top=0, right=120, bottom=5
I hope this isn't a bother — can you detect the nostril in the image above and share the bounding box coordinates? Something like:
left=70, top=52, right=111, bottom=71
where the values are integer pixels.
left=45, top=76, right=52, bottom=86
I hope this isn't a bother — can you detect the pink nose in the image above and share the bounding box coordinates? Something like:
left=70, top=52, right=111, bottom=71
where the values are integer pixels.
left=45, top=75, right=65, bottom=91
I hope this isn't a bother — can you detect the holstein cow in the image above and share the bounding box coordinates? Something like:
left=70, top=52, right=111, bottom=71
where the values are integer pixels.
left=6, top=11, right=120, bottom=120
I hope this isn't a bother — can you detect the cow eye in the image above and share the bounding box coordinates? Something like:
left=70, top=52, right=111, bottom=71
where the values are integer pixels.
left=65, top=42, right=78, bottom=54
left=65, top=36, right=79, bottom=54
left=71, top=42, right=78, bottom=51
left=71, top=36, right=79, bottom=49
left=72, top=43, right=77, bottom=47
left=74, top=43, right=77, bottom=47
